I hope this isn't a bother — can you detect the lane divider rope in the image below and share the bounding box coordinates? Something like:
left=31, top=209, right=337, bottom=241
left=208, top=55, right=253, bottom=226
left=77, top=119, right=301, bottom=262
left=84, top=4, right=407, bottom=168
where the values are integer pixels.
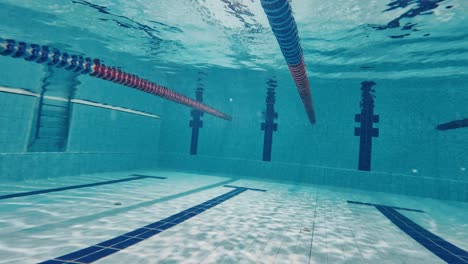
left=0, top=38, right=231, bottom=121
left=260, top=0, right=316, bottom=123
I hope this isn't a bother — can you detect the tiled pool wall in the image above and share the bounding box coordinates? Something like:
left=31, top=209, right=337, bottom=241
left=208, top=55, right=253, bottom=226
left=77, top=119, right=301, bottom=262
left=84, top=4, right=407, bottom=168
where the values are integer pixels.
left=157, top=153, right=468, bottom=203
left=159, top=71, right=467, bottom=180
left=156, top=71, right=467, bottom=203
left=0, top=57, right=162, bottom=181
left=1, top=55, right=467, bottom=203
left=0, top=152, right=158, bottom=181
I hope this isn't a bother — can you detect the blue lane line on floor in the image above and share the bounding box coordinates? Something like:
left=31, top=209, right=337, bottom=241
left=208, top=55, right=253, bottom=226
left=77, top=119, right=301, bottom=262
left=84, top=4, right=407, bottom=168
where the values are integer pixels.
left=376, top=206, right=468, bottom=264
left=0, top=175, right=166, bottom=201
left=223, top=185, right=267, bottom=192
left=349, top=201, right=467, bottom=263
left=347, top=200, right=425, bottom=213
left=40, top=186, right=266, bottom=264
left=129, top=174, right=167, bottom=179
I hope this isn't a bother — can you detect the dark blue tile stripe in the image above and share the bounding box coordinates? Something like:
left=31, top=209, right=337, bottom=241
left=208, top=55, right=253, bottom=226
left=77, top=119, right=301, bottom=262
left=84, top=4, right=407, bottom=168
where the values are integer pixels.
left=40, top=186, right=264, bottom=264
left=129, top=174, right=167, bottom=179
left=347, top=200, right=425, bottom=213
left=74, top=248, right=118, bottom=263
left=223, top=185, right=267, bottom=192
left=39, top=260, right=69, bottom=264
left=376, top=206, right=467, bottom=264
left=0, top=176, right=166, bottom=201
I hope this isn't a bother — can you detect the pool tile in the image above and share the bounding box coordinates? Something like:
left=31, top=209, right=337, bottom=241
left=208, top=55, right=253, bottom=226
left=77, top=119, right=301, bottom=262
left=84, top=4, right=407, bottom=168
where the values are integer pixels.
left=112, top=237, right=143, bottom=249
left=124, top=228, right=152, bottom=237
left=136, top=229, right=162, bottom=239
left=74, top=248, right=118, bottom=263
left=40, top=186, right=264, bottom=263
left=55, top=246, right=102, bottom=261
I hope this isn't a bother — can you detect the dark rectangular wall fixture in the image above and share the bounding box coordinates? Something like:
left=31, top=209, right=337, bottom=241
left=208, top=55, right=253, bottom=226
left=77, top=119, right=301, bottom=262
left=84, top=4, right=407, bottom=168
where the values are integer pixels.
left=189, top=106, right=203, bottom=155
left=354, top=81, right=379, bottom=171
left=189, top=73, right=205, bottom=155
left=261, top=78, right=278, bottom=162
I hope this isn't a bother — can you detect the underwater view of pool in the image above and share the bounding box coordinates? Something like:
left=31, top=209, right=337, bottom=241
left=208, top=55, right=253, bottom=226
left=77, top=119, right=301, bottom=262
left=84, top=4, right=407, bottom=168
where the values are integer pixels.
left=0, top=0, right=466, bottom=263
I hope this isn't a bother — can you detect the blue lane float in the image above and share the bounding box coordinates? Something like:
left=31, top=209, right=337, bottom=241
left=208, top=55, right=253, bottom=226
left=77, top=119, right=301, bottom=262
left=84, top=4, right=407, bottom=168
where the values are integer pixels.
left=260, top=0, right=316, bottom=123
left=0, top=38, right=231, bottom=121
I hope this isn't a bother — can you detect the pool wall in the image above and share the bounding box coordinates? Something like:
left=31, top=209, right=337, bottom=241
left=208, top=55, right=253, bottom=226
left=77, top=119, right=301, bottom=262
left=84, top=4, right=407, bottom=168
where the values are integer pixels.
left=157, top=67, right=467, bottom=202
left=0, top=57, right=162, bottom=181
left=0, top=56, right=466, bottom=202
left=157, top=153, right=467, bottom=202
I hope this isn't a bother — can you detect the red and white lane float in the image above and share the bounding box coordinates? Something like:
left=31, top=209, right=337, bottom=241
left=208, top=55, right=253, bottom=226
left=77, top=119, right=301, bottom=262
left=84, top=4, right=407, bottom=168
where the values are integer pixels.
left=260, top=0, right=316, bottom=123
left=0, top=38, right=232, bottom=121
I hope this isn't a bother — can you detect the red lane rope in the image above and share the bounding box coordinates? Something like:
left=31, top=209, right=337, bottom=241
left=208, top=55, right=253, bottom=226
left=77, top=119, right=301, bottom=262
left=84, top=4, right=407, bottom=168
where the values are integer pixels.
left=0, top=38, right=232, bottom=121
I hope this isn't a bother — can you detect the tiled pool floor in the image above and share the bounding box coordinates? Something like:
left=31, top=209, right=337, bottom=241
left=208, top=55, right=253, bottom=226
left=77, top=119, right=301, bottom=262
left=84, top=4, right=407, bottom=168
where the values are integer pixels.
left=0, top=170, right=466, bottom=263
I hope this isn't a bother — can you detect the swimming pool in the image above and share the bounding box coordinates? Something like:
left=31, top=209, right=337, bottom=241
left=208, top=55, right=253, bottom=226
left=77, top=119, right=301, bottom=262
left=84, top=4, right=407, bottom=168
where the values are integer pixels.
left=0, top=0, right=467, bottom=263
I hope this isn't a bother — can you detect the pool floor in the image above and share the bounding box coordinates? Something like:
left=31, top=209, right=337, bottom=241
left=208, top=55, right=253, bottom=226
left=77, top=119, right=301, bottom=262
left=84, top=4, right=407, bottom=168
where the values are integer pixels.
left=0, top=170, right=466, bottom=263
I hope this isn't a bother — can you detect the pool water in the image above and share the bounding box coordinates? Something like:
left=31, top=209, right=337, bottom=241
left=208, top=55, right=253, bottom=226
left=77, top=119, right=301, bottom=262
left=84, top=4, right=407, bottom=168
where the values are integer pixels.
left=0, top=171, right=466, bottom=263
left=0, top=0, right=467, bottom=263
